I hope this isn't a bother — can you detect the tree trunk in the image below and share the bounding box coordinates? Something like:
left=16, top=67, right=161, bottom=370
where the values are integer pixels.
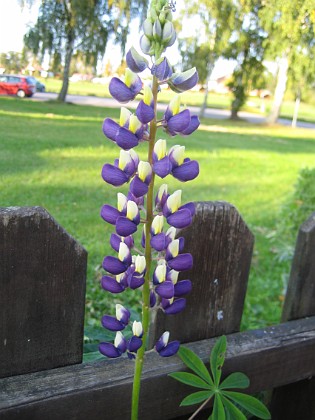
left=58, top=36, right=74, bottom=102
left=267, top=55, right=289, bottom=124
left=199, top=62, right=215, bottom=119
left=291, top=90, right=301, bottom=128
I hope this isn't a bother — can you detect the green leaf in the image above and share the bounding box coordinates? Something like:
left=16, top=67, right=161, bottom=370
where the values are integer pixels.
left=219, top=372, right=250, bottom=390
left=221, top=395, right=247, bottom=420
left=168, top=372, right=213, bottom=390
left=222, top=391, right=271, bottom=419
left=180, top=390, right=214, bottom=407
left=212, top=394, right=226, bottom=420
left=210, top=335, right=227, bottom=386
left=178, top=346, right=214, bottom=385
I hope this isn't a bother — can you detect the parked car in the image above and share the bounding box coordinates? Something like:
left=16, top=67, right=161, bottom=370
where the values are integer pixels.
left=0, top=74, right=36, bottom=98
left=28, top=77, right=46, bottom=92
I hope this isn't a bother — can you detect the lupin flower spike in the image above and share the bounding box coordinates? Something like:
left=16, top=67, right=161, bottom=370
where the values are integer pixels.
left=99, top=0, right=200, bottom=416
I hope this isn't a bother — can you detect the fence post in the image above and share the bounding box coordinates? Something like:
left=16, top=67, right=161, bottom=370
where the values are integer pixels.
left=149, top=201, right=254, bottom=346
left=0, top=207, right=87, bottom=378
left=270, top=212, right=315, bottom=419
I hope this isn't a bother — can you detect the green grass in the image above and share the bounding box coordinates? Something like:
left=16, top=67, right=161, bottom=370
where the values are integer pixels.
left=1, top=95, right=315, bottom=334
left=40, top=77, right=315, bottom=123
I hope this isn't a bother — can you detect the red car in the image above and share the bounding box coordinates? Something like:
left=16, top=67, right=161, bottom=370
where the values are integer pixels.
left=0, top=74, right=36, bottom=98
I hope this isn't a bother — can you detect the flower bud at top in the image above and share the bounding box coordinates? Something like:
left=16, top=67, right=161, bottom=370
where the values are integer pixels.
left=140, top=35, right=152, bottom=55
left=143, top=19, right=153, bottom=38
left=153, top=19, right=162, bottom=39
left=126, top=47, right=148, bottom=73
left=162, top=21, right=175, bottom=44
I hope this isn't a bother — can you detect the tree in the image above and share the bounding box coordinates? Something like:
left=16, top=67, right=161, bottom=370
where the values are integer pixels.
left=0, top=51, right=27, bottom=74
left=222, top=0, right=267, bottom=119
left=23, top=0, right=147, bottom=101
left=176, top=0, right=236, bottom=118
left=260, top=0, right=315, bottom=124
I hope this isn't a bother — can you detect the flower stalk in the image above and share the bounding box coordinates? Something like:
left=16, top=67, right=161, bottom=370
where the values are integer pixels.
left=99, top=1, right=201, bottom=418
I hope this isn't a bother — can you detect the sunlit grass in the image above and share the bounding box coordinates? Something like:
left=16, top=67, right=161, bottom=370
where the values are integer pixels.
left=1, top=95, right=315, bottom=332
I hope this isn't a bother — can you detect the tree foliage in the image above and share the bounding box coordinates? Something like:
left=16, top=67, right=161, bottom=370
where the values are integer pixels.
left=260, top=0, right=315, bottom=122
left=23, top=0, right=147, bottom=101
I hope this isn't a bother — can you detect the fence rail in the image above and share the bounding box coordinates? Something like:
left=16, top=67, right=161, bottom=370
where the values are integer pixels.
left=0, top=204, right=314, bottom=419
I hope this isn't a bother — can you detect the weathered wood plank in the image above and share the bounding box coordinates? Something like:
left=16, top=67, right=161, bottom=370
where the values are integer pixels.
left=271, top=211, right=315, bottom=419
left=150, top=201, right=254, bottom=346
left=1, top=317, right=315, bottom=420
left=0, top=207, right=87, bottom=378
left=281, top=211, right=315, bottom=321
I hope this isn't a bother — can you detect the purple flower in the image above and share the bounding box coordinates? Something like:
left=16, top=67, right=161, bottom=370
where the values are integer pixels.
left=169, top=145, right=199, bottom=182
left=102, top=242, right=132, bottom=275
left=126, top=47, right=148, bottom=73
left=101, top=149, right=138, bottom=187
left=152, top=139, right=172, bottom=178
left=129, top=161, right=152, bottom=198
left=168, top=253, right=193, bottom=271
left=101, top=273, right=127, bottom=293
left=155, top=331, right=180, bottom=357
left=168, top=68, right=199, bottom=93
left=101, top=304, right=130, bottom=331
left=162, top=297, right=186, bottom=315
left=136, top=85, right=154, bottom=124
left=99, top=331, right=127, bottom=358
left=109, top=69, right=142, bottom=103
left=151, top=57, right=173, bottom=81
left=163, top=95, right=199, bottom=137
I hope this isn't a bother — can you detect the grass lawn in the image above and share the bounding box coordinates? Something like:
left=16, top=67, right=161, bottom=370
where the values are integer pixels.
left=40, top=77, right=315, bottom=123
left=1, top=95, right=315, bottom=338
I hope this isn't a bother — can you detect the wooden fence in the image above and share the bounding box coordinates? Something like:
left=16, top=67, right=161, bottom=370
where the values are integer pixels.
left=0, top=203, right=314, bottom=419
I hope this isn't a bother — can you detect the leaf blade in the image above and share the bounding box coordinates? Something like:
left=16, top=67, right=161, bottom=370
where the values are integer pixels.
left=222, top=391, right=271, bottom=419
left=178, top=346, right=214, bottom=385
left=169, top=372, right=213, bottom=389
left=221, top=395, right=247, bottom=420
left=210, top=335, right=227, bottom=386
left=180, top=390, right=214, bottom=407
left=219, top=372, right=250, bottom=390
left=212, top=394, right=226, bottom=420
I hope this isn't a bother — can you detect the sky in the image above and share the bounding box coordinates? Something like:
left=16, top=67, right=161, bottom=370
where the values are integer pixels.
left=0, top=0, right=236, bottom=79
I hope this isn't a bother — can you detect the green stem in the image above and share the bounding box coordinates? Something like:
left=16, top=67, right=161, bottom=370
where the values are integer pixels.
left=131, top=75, right=159, bottom=420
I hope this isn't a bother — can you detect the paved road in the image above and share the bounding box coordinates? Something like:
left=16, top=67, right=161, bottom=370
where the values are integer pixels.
left=32, top=92, right=315, bottom=129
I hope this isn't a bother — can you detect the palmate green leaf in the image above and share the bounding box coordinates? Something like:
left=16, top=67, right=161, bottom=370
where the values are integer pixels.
left=180, top=390, right=214, bottom=407
left=168, top=372, right=213, bottom=390
left=221, top=395, right=247, bottom=420
left=178, top=346, right=214, bottom=385
left=222, top=391, right=271, bottom=419
left=209, top=394, right=225, bottom=420
left=219, top=372, right=250, bottom=390
left=210, top=335, right=227, bottom=386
